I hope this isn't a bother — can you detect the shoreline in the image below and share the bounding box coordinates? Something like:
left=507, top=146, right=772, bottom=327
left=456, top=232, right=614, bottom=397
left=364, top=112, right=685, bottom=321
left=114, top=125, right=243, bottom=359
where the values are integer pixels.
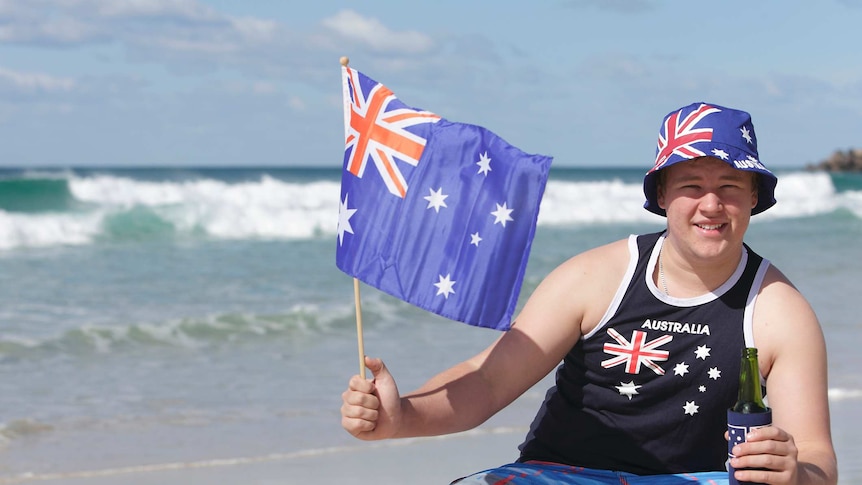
left=2, top=392, right=859, bottom=484
left=0, top=427, right=528, bottom=485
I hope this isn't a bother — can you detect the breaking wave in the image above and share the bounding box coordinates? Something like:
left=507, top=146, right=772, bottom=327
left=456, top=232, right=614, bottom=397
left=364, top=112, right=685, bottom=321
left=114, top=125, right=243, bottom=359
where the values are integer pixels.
left=0, top=169, right=859, bottom=250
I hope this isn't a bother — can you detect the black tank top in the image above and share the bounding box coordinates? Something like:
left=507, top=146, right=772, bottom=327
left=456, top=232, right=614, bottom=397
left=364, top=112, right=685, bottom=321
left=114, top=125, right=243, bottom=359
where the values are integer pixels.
left=518, top=232, right=770, bottom=474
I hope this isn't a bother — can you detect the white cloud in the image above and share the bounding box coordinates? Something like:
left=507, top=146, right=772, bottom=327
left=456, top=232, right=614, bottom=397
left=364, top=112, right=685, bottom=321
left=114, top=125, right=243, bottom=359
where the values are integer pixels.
left=288, top=96, right=305, bottom=111
left=230, top=17, right=278, bottom=43
left=0, top=12, right=104, bottom=44
left=321, top=9, right=434, bottom=54
left=140, top=36, right=239, bottom=55
left=0, top=0, right=232, bottom=46
left=0, top=2, right=441, bottom=86
left=0, top=67, right=75, bottom=92
left=251, top=81, right=277, bottom=95
left=564, top=0, right=656, bottom=13
left=89, top=0, right=219, bottom=20
left=0, top=0, right=219, bottom=22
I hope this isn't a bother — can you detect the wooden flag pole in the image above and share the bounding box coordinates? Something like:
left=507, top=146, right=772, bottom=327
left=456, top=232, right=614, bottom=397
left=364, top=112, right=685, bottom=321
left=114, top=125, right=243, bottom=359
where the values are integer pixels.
left=340, top=55, right=366, bottom=378
left=353, top=277, right=366, bottom=378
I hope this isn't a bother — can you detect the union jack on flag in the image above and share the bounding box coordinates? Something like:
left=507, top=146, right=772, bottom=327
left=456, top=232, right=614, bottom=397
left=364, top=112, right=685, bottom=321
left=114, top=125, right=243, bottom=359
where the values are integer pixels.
left=652, top=103, right=721, bottom=170
left=336, top=66, right=552, bottom=330
left=343, top=67, right=441, bottom=198
left=602, top=328, right=673, bottom=375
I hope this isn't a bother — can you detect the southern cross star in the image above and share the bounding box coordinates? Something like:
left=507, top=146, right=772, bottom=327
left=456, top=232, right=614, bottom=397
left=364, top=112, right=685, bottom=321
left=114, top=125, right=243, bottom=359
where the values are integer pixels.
left=683, top=400, right=700, bottom=416
left=477, top=151, right=492, bottom=176
left=491, top=202, right=514, bottom=227
left=424, top=187, right=448, bottom=213
left=434, top=274, right=456, bottom=299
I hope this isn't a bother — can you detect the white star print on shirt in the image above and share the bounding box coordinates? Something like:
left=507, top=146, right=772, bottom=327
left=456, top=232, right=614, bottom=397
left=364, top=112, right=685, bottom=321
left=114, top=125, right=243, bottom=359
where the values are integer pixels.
left=695, top=345, right=711, bottom=360
left=683, top=401, right=700, bottom=416
left=616, top=381, right=641, bottom=400
left=674, top=362, right=689, bottom=377
left=708, top=367, right=722, bottom=380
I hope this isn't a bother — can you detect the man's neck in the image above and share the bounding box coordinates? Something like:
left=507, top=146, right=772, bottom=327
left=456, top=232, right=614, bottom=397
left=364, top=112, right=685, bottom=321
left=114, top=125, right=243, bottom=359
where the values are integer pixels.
left=659, top=236, right=744, bottom=297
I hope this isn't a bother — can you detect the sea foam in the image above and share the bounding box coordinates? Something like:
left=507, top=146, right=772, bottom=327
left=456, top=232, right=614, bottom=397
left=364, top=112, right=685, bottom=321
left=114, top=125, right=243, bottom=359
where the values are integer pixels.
left=0, top=171, right=857, bottom=250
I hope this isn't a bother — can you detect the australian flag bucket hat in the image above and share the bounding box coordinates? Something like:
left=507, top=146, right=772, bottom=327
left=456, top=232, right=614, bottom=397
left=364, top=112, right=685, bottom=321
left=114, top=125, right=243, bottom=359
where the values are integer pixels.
left=643, top=102, right=778, bottom=216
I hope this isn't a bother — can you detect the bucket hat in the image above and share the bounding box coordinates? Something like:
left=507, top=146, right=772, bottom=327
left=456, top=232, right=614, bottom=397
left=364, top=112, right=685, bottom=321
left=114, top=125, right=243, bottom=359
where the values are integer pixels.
left=643, top=102, right=777, bottom=216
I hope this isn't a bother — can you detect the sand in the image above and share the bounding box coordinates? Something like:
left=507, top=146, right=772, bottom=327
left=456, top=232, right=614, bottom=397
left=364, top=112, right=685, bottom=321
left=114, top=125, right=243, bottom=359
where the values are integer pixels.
left=0, top=427, right=527, bottom=485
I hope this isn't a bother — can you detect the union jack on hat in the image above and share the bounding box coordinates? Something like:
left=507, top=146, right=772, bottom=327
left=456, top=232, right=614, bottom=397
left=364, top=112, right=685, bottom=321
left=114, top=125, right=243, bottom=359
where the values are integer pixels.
left=642, top=102, right=778, bottom=216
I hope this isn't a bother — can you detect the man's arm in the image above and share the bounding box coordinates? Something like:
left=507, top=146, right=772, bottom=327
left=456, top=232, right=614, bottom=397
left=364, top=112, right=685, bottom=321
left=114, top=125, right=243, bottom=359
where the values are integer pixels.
left=733, top=266, right=838, bottom=485
left=341, top=239, right=631, bottom=440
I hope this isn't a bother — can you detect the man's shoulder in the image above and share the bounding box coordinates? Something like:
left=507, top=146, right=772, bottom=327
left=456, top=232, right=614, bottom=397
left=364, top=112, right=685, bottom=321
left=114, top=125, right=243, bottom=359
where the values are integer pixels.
left=558, top=237, right=634, bottom=285
left=582, top=236, right=635, bottom=261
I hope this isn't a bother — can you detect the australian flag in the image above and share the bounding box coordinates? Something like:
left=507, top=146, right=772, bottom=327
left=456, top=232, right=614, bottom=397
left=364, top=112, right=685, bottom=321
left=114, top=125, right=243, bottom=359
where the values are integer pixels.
left=336, top=66, right=552, bottom=330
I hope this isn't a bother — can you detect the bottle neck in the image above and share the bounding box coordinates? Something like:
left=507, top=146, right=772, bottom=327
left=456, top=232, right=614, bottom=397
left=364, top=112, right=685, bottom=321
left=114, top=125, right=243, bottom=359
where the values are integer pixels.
left=733, top=348, right=768, bottom=413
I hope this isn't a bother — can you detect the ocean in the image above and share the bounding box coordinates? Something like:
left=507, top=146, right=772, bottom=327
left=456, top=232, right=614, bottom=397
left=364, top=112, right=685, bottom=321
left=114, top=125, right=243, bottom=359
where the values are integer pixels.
left=0, top=167, right=860, bottom=483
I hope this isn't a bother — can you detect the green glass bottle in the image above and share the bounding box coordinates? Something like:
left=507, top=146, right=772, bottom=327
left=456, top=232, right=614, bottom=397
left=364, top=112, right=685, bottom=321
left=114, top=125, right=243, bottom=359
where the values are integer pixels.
left=731, top=347, right=769, bottom=414
left=727, top=347, right=772, bottom=485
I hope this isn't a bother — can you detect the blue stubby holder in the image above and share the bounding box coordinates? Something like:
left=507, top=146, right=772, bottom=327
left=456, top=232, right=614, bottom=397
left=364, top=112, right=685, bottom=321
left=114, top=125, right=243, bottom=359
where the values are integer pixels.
left=727, top=408, right=772, bottom=485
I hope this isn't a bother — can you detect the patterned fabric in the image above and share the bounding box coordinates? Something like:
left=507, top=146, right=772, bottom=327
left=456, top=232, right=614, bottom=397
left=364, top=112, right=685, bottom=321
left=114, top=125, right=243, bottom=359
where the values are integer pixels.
left=641, top=102, right=777, bottom=216
left=518, top=232, right=770, bottom=474
left=451, top=462, right=729, bottom=484
left=337, top=66, right=552, bottom=330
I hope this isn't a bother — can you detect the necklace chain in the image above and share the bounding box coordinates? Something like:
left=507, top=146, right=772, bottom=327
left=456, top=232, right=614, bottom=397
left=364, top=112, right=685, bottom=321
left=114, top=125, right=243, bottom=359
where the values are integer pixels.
left=659, top=250, right=669, bottom=295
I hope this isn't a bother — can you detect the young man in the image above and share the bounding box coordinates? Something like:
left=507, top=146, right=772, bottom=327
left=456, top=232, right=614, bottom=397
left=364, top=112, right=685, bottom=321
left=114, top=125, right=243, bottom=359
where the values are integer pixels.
left=341, top=103, right=838, bottom=484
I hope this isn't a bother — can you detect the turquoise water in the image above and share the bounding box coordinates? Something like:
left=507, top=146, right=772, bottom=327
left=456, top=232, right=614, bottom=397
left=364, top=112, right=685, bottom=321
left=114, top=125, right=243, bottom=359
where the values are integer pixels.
left=0, top=167, right=860, bottom=482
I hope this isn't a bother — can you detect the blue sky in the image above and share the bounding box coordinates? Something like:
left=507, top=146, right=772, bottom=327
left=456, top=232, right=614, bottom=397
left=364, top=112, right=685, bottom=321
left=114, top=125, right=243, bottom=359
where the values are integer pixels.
left=1, top=0, right=860, bottom=168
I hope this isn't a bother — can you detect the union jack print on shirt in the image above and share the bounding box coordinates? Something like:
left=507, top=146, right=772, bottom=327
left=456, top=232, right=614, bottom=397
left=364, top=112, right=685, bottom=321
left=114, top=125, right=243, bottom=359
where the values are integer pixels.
left=602, top=328, right=673, bottom=375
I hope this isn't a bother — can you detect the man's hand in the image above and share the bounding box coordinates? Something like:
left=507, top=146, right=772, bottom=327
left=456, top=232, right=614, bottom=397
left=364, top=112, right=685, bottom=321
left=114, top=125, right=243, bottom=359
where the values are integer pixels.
left=341, top=356, right=402, bottom=440
left=729, top=425, right=799, bottom=484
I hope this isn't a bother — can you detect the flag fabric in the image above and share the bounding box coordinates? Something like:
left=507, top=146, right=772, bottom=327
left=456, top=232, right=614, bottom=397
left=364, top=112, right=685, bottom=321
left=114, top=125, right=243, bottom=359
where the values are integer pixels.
left=336, top=66, right=552, bottom=331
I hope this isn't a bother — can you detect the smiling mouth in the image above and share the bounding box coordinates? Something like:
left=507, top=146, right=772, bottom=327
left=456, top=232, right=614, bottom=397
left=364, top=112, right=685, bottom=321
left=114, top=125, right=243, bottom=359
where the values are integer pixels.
left=696, top=223, right=725, bottom=230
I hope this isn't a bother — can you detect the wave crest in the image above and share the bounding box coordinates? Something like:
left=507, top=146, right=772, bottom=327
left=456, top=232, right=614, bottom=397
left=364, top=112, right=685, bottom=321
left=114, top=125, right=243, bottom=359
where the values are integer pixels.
left=0, top=170, right=858, bottom=250
left=0, top=306, right=350, bottom=360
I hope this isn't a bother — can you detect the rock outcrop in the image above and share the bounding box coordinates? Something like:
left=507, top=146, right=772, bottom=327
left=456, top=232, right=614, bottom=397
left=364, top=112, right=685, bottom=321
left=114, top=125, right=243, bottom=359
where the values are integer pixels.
left=806, top=148, right=862, bottom=172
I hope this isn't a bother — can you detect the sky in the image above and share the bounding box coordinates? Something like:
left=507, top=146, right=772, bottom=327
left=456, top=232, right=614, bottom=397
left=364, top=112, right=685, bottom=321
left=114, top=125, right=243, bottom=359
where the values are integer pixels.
left=1, top=0, right=861, bottom=168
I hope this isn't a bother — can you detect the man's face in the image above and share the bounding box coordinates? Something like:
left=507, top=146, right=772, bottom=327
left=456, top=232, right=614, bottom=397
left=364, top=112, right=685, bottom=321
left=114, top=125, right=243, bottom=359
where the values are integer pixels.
left=657, top=157, right=758, bottom=260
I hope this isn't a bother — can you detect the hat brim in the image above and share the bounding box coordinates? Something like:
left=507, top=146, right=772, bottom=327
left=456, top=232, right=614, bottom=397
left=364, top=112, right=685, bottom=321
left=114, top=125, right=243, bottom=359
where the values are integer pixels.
left=642, top=157, right=777, bottom=217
